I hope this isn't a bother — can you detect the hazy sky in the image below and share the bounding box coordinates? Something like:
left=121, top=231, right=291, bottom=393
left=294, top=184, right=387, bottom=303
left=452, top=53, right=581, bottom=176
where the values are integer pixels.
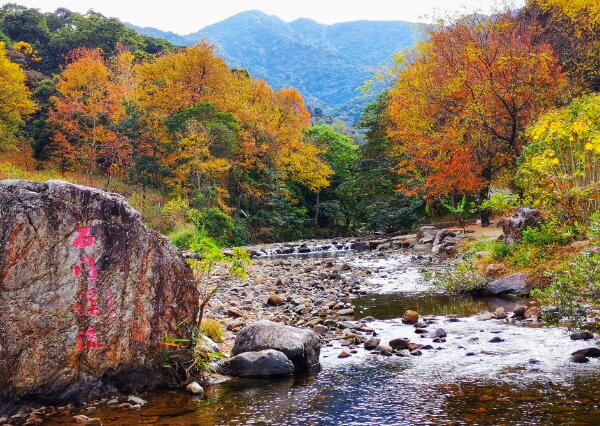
left=7, top=0, right=524, bottom=34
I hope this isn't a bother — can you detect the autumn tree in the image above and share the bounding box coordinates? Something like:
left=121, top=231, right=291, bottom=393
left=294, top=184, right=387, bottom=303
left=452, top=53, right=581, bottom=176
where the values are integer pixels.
left=387, top=12, right=568, bottom=224
left=133, top=42, right=332, bottom=231
left=521, top=0, right=600, bottom=91
left=0, top=41, right=37, bottom=149
left=48, top=47, right=129, bottom=184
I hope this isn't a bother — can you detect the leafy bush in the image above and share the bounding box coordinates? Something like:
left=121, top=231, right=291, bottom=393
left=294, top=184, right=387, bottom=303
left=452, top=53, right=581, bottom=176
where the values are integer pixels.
left=589, top=210, right=600, bottom=243
left=521, top=222, right=569, bottom=247
left=430, top=261, right=487, bottom=294
left=532, top=251, right=600, bottom=329
left=169, top=226, right=200, bottom=250
left=479, top=192, right=519, bottom=215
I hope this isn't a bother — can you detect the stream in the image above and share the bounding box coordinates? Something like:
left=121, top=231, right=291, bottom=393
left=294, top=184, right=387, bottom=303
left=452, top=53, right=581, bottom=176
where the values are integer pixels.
left=50, top=250, right=600, bottom=425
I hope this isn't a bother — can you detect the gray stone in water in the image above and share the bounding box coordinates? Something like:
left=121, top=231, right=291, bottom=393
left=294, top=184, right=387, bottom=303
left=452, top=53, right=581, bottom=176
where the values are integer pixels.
left=570, top=331, right=594, bottom=341
left=364, top=338, right=381, bottom=350
left=431, top=328, right=447, bottom=338
left=389, top=338, right=410, bottom=350
left=571, top=348, right=600, bottom=358
left=486, top=273, right=530, bottom=297
left=338, top=308, right=355, bottom=316
left=217, top=349, right=294, bottom=377
left=571, top=353, right=590, bottom=363
left=127, top=395, right=147, bottom=406
left=186, top=382, right=204, bottom=395
left=232, top=320, right=321, bottom=370
left=513, top=305, right=527, bottom=318
left=494, top=307, right=507, bottom=319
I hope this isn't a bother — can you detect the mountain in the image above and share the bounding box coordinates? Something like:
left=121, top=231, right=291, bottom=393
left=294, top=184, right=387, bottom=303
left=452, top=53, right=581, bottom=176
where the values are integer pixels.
left=129, top=11, right=424, bottom=124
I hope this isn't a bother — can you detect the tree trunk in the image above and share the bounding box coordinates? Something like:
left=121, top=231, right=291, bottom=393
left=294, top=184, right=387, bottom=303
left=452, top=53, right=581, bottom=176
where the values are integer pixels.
left=314, top=191, right=320, bottom=226
left=479, top=185, right=491, bottom=227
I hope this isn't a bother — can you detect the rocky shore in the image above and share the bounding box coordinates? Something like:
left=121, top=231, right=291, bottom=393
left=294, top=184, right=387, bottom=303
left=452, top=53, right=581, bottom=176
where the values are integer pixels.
left=205, top=226, right=465, bottom=352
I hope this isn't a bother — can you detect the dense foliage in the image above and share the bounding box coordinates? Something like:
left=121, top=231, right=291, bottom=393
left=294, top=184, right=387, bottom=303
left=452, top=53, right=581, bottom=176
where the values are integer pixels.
left=386, top=12, right=568, bottom=224
left=0, top=41, right=36, bottom=149
left=518, top=93, right=600, bottom=222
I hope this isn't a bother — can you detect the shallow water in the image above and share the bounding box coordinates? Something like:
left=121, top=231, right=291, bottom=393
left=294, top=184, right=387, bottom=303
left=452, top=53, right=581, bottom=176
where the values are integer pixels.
left=50, top=251, right=600, bottom=425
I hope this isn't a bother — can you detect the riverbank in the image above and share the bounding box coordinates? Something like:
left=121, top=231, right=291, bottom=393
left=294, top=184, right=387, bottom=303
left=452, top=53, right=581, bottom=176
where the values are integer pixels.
left=39, top=223, right=600, bottom=425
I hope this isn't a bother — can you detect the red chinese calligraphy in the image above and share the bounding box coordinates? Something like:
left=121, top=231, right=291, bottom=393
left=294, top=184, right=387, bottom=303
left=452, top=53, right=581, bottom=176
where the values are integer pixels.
left=76, top=325, right=103, bottom=351
left=74, top=256, right=97, bottom=280
left=75, top=287, right=101, bottom=318
left=72, top=227, right=95, bottom=248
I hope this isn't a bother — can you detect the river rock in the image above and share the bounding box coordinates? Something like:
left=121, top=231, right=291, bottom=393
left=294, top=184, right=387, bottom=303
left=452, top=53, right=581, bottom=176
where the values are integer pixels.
left=267, top=294, right=285, bottom=306
left=486, top=273, right=530, bottom=297
left=485, top=263, right=504, bottom=277
left=431, top=328, right=447, bottom=338
left=571, top=353, right=590, bottom=363
left=186, top=382, right=204, bottom=396
left=513, top=305, right=527, bottom=318
left=389, top=338, right=410, bottom=350
left=494, top=307, right=507, bottom=319
left=402, top=310, right=419, bottom=324
left=217, top=349, right=294, bottom=377
left=231, top=320, right=321, bottom=370
left=570, top=331, right=594, bottom=341
left=376, top=344, right=393, bottom=355
left=0, top=180, right=198, bottom=403
left=571, top=348, right=600, bottom=358
left=364, top=338, right=381, bottom=350
left=502, top=207, right=542, bottom=244
left=524, top=306, right=540, bottom=319
left=416, top=225, right=437, bottom=243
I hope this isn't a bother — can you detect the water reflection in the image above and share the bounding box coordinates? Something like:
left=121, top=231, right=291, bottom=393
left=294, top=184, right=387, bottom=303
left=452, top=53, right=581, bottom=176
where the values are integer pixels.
left=352, top=292, right=529, bottom=319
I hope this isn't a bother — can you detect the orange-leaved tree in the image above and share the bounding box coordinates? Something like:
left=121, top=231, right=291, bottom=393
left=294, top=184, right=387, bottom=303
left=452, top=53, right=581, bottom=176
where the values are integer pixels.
left=48, top=48, right=129, bottom=184
left=387, top=12, right=568, bottom=224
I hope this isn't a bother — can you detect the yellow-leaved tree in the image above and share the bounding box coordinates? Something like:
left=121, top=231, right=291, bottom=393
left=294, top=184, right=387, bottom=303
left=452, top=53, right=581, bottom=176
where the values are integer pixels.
left=0, top=42, right=37, bottom=149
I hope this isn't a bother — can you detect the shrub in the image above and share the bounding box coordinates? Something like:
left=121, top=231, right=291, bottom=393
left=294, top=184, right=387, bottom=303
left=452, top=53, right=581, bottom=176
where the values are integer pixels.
left=169, top=226, right=199, bottom=250
left=479, top=192, right=519, bottom=215
left=200, top=318, right=224, bottom=343
left=521, top=222, right=569, bottom=247
left=532, top=251, right=600, bottom=329
left=430, top=261, right=487, bottom=294
left=518, top=94, right=600, bottom=222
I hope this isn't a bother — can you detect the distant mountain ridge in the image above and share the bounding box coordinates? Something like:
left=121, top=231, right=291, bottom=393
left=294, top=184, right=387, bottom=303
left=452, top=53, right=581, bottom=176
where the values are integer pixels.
left=128, top=11, right=424, bottom=124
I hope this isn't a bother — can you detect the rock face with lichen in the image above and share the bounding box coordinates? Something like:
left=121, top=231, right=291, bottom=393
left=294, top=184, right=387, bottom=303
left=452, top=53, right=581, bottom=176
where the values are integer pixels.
left=0, top=180, right=198, bottom=404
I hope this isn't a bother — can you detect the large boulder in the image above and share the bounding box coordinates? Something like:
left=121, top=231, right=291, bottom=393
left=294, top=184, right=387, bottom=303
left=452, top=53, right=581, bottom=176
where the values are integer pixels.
left=486, top=273, right=530, bottom=297
left=231, top=320, right=321, bottom=370
left=0, top=180, right=198, bottom=403
left=416, top=225, right=437, bottom=244
left=217, top=349, right=294, bottom=377
left=502, top=207, right=542, bottom=244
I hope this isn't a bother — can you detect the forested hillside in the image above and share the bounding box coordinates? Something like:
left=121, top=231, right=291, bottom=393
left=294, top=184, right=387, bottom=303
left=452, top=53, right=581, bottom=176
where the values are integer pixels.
left=129, top=11, right=422, bottom=124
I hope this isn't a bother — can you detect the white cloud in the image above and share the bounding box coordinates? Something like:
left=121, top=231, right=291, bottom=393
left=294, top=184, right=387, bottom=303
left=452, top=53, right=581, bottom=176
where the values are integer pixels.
left=6, top=0, right=525, bottom=34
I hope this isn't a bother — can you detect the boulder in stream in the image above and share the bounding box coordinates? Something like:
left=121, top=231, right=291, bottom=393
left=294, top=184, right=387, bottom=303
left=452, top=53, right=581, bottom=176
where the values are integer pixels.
left=0, top=180, right=198, bottom=404
left=217, top=349, right=294, bottom=377
left=486, top=273, right=530, bottom=297
left=231, top=320, right=321, bottom=370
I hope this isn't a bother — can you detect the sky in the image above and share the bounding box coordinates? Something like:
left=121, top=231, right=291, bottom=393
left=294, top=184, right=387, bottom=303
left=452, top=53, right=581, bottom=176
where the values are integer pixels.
left=6, top=0, right=525, bottom=34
